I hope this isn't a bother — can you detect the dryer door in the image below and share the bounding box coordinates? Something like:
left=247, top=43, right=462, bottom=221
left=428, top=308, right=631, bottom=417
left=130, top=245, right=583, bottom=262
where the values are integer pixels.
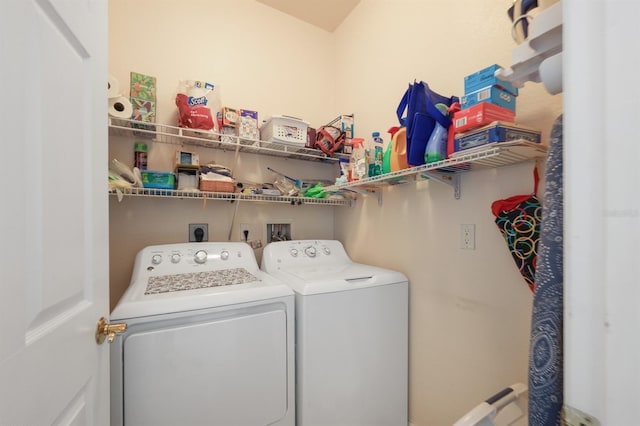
left=121, top=307, right=289, bottom=425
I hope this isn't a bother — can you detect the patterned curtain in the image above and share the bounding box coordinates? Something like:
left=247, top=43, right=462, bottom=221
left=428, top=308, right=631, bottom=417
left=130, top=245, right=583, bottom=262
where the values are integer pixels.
left=528, top=115, right=564, bottom=425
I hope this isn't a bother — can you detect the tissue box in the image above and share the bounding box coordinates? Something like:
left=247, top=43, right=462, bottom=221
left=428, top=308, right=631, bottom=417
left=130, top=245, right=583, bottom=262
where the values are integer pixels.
left=464, top=64, right=519, bottom=96
left=453, top=121, right=541, bottom=152
left=461, top=86, right=516, bottom=111
left=453, top=102, right=515, bottom=133
left=141, top=170, right=175, bottom=189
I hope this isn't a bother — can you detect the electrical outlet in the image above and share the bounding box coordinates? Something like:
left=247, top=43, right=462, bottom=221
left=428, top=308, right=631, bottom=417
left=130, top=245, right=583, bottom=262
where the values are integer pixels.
left=189, top=223, right=208, bottom=242
left=240, top=223, right=251, bottom=242
left=460, top=224, right=475, bottom=250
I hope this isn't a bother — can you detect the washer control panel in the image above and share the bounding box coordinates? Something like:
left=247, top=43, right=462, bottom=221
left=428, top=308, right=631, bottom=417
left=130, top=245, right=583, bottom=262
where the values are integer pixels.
left=262, top=240, right=350, bottom=272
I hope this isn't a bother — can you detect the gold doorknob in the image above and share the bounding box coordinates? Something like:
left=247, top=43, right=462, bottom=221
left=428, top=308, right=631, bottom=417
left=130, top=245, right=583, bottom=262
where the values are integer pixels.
left=95, top=317, right=127, bottom=344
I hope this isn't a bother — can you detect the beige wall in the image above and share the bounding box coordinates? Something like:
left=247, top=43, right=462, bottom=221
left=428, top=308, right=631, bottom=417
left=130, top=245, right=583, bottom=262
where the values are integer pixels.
left=109, top=1, right=563, bottom=425
left=334, top=1, right=562, bottom=425
left=108, top=0, right=341, bottom=309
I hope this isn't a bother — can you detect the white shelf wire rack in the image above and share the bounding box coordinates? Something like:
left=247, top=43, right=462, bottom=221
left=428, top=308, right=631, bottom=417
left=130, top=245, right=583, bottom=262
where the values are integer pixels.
left=324, top=141, right=548, bottom=202
left=109, top=187, right=352, bottom=206
left=108, top=117, right=349, bottom=163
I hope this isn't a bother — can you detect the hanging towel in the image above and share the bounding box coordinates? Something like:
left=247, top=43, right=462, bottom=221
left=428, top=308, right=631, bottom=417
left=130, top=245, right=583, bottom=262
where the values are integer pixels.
left=528, top=114, right=564, bottom=425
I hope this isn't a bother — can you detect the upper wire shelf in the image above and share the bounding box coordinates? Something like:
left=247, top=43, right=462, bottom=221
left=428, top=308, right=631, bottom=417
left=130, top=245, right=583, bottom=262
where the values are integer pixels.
left=108, top=117, right=348, bottom=163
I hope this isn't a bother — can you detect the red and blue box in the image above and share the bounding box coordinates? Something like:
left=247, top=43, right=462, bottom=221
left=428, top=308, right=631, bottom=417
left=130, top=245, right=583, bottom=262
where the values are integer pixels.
left=453, top=121, right=541, bottom=153
left=452, top=102, right=515, bottom=133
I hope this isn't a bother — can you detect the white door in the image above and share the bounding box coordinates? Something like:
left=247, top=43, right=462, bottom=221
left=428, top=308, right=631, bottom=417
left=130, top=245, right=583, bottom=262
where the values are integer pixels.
left=564, top=1, right=640, bottom=424
left=0, top=0, right=109, bottom=424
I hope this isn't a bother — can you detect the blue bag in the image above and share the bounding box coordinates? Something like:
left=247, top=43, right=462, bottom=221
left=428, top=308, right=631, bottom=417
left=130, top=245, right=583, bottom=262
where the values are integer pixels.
left=396, top=81, right=458, bottom=166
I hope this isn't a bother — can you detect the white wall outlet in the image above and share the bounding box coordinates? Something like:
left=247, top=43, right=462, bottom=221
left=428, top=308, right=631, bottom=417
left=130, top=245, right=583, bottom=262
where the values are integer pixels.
left=460, top=224, right=475, bottom=250
left=240, top=223, right=252, bottom=242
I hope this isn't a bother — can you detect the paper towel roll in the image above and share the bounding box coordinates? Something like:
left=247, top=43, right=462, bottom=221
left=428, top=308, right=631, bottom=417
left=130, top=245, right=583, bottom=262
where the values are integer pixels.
left=540, top=52, right=563, bottom=95
left=109, top=96, right=133, bottom=119
left=108, top=74, right=120, bottom=98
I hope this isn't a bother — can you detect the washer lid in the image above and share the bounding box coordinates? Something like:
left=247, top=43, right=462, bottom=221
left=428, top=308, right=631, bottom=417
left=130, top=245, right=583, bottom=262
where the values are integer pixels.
left=268, top=262, right=407, bottom=296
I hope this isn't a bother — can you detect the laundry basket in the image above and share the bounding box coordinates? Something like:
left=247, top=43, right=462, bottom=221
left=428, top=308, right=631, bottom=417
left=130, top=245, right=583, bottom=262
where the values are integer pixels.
left=260, top=115, right=309, bottom=146
left=453, top=383, right=528, bottom=426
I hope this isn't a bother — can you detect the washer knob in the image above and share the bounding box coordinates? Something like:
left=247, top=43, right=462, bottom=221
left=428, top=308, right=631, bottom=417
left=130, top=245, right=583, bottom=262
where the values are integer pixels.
left=151, top=254, right=162, bottom=265
left=220, top=250, right=229, bottom=261
left=290, top=248, right=298, bottom=257
left=323, top=247, right=331, bottom=255
left=194, top=250, right=208, bottom=264
left=171, top=254, right=181, bottom=264
left=304, top=246, right=317, bottom=258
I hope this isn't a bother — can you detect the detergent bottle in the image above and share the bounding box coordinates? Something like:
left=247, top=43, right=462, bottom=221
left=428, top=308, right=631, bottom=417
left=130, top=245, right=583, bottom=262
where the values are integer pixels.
left=390, top=127, right=409, bottom=172
left=424, top=103, right=450, bottom=164
left=383, top=127, right=399, bottom=175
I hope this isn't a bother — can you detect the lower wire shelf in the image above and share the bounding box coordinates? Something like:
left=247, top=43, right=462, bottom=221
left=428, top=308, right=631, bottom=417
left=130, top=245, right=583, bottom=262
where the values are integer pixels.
left=109, top=187, right=352, bottom=206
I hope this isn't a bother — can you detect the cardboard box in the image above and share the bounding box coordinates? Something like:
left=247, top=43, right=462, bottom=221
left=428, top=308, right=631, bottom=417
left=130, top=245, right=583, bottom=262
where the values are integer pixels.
left=239, top=109, right=259, bottom=140
left=175, top=150, right=199, bottom=167
left=453, top=102, right=515, bottom=133
left=461, top=86, right=516, bottom=111
left=222, top=107, right=239, bottom=127
left=130, top=72, right=157, bottom=123
left=453, top=121, right=541, bottom=152
left=464, top=64, right=519, bottom=96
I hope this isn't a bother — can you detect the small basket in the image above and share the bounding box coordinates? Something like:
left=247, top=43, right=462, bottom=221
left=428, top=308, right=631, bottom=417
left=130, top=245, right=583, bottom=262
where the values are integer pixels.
left=199, top=180, right=235, bottom=193
left=261, top=115, right=309, bottom=146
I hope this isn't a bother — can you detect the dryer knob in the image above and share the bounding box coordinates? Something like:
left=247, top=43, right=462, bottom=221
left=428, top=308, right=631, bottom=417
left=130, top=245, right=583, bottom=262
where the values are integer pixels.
left=304, top=246, right=317, bottom=257
left=171, top=254, right=181, bottom=264
left=194, top=250, right=208, bottom=264
left=151, top=254, right=163, bottom=265
left=323, top=247, right=331, bottom=255
left=220, top=250, right=229, bottom=261
left=290, top=248, right=298, bottom=257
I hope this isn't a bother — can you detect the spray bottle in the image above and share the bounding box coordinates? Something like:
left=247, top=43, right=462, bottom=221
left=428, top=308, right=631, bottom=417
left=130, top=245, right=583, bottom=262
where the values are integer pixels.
left=349, top=137, right=366, bottom=181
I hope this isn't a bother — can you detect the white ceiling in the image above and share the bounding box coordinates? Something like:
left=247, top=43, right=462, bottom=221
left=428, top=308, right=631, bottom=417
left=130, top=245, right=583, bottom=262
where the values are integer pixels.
left=255, top=0, right=361, bottom=32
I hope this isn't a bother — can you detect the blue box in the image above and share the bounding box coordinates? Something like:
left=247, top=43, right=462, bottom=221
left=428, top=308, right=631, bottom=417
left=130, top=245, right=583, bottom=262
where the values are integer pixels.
left=454, top=121, right=541, bottom=152
left=461, top=86, right=516, bottom=112
left=464, top=64, right=519, bottom=96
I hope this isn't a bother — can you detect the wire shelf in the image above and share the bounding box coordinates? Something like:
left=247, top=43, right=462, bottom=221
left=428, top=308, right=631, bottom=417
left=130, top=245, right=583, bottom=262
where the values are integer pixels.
left=324, top=141, right=547, bottom=192
left=109, top=187, right=351, bottom=206
left=108, top=117, right=349, bottom=163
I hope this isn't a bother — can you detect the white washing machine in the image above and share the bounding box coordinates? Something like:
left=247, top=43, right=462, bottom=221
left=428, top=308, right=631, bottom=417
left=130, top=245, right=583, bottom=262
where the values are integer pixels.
left=261, top=240, right=408, bottom=426
left=110, top=242, right=295, bottom=426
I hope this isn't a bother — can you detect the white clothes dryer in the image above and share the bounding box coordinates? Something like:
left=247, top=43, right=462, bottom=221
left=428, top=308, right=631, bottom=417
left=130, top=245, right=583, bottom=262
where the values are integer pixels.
left=261, top=240, right=408, bottom=426
left=110, top=242, right=294, bottom=426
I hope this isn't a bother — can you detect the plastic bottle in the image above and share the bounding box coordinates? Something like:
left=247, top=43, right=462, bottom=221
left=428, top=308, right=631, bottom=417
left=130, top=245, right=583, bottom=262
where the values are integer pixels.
left=349, top=138, right=366, bottom=181
left=372, top=131, right=384, bottom=176
left=424, top=104, right=450, bottom=164
left=134, top=142, right=148, bottom=170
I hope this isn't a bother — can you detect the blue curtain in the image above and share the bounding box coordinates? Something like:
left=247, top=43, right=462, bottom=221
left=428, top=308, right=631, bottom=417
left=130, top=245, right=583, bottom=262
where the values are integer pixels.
left=528, top=114, right=564, bottom=425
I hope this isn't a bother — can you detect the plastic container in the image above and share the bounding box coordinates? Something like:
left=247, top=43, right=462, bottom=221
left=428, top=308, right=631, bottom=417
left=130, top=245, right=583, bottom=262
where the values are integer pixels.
left=134, top=142, right=148, bottom=170
left=260, top=115, right=309, bottom=146
left=425, top=104, right=450, bottom=163
left=390, top=128, right=409, bottom=172
left=368, top=131, right=384, bottom=177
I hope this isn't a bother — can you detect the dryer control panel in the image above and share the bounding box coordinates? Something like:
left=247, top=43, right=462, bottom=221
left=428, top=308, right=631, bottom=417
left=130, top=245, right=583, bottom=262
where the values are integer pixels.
left=132, top=242, right=259, bottom=280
